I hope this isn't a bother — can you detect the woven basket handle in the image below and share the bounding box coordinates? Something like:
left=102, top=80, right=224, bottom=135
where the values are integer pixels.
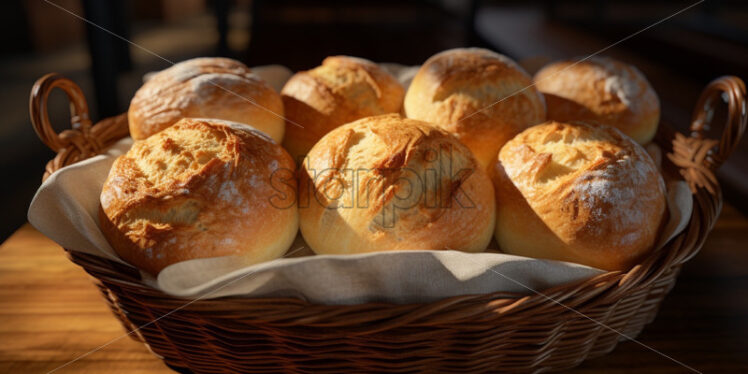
left=668, top=76, right=747, bottom=194
left=30, top=73, right=99, bottom=154
left=30, top=73, right=129, bottom=180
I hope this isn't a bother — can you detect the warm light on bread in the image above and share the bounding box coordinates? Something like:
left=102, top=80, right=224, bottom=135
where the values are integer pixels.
left=281, top=56, right=405, bottom=160
left=128, top=57, right=285, bottom=142
left=404, top=48, right=546, bottom=170
left=99, top=118, right=298, bottom=275
left=298, top=114, right=495, bottom=255
left=493, top=121, right=666, bottom=271
left=534, top=57, right=660, bottom=144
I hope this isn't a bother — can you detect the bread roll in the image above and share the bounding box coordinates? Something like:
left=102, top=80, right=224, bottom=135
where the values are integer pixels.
left=281, top=56, right=405, bottom=160
left=404, top=48, right=546, bottom=170
left=298, top=114, right=495, bottom=255
left=493, top=121, right=666, bottom=271
left=99, top=118, right=298, bottom=275
left=534, top=57, right=660, bottom=144
left=128, top=57, right=285, bottom=142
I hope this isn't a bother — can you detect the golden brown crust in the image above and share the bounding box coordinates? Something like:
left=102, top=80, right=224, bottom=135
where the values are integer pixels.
left=534, top=57, right=660, bottom=144
left=100, top=118, right=298, bottom=275
left=128, top=57, right=285, bottom=142
left=404, top=48, right=546, bottom=170
left=492, top=121, right=666, bottom=271
left=298, top=114, right=495, bottom=255
left=281, top=56, right=405, bottom=160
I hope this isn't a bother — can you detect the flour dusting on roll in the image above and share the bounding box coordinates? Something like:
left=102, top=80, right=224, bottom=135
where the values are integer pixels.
left=493, top=121, right=666, bottom=271
left=534, top=57, right=660, bottom=144
left=99, top=118, right=297, bottom=275
left=128, top=57, right=285, bottom=142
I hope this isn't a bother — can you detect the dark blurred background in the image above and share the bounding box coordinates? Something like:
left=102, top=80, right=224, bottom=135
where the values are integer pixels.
left=1, top=0, right=747, bottom=241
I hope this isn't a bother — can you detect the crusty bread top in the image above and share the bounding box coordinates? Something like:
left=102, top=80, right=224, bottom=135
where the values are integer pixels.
left=298, top=114, right=495, bottom=254
left=304, top=114, right=477, bottom=221
left=281, top=56, right=405, bottom=159
left=534, top=57, right=660, bottom=144
left=415, top=48, right=531, bottom=97
left=100, top=118, right=296, bottom=274
left=298, top=56, right=403, bottom=118
left=497, top=121, right=665, bottom=251
left=404, top=48, right=546, bottom=169
left=128, top=57, right=284, bottom=141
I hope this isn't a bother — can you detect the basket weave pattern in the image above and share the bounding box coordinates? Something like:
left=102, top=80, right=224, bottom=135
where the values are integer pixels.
left=29, top=73, right=746, bottom=373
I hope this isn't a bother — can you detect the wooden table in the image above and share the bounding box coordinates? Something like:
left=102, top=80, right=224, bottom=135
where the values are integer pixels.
left=1, top=205, right=747, bottom=373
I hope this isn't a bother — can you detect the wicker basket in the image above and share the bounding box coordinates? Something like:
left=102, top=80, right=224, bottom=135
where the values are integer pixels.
left=29, top=73, right=746, bottom=373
